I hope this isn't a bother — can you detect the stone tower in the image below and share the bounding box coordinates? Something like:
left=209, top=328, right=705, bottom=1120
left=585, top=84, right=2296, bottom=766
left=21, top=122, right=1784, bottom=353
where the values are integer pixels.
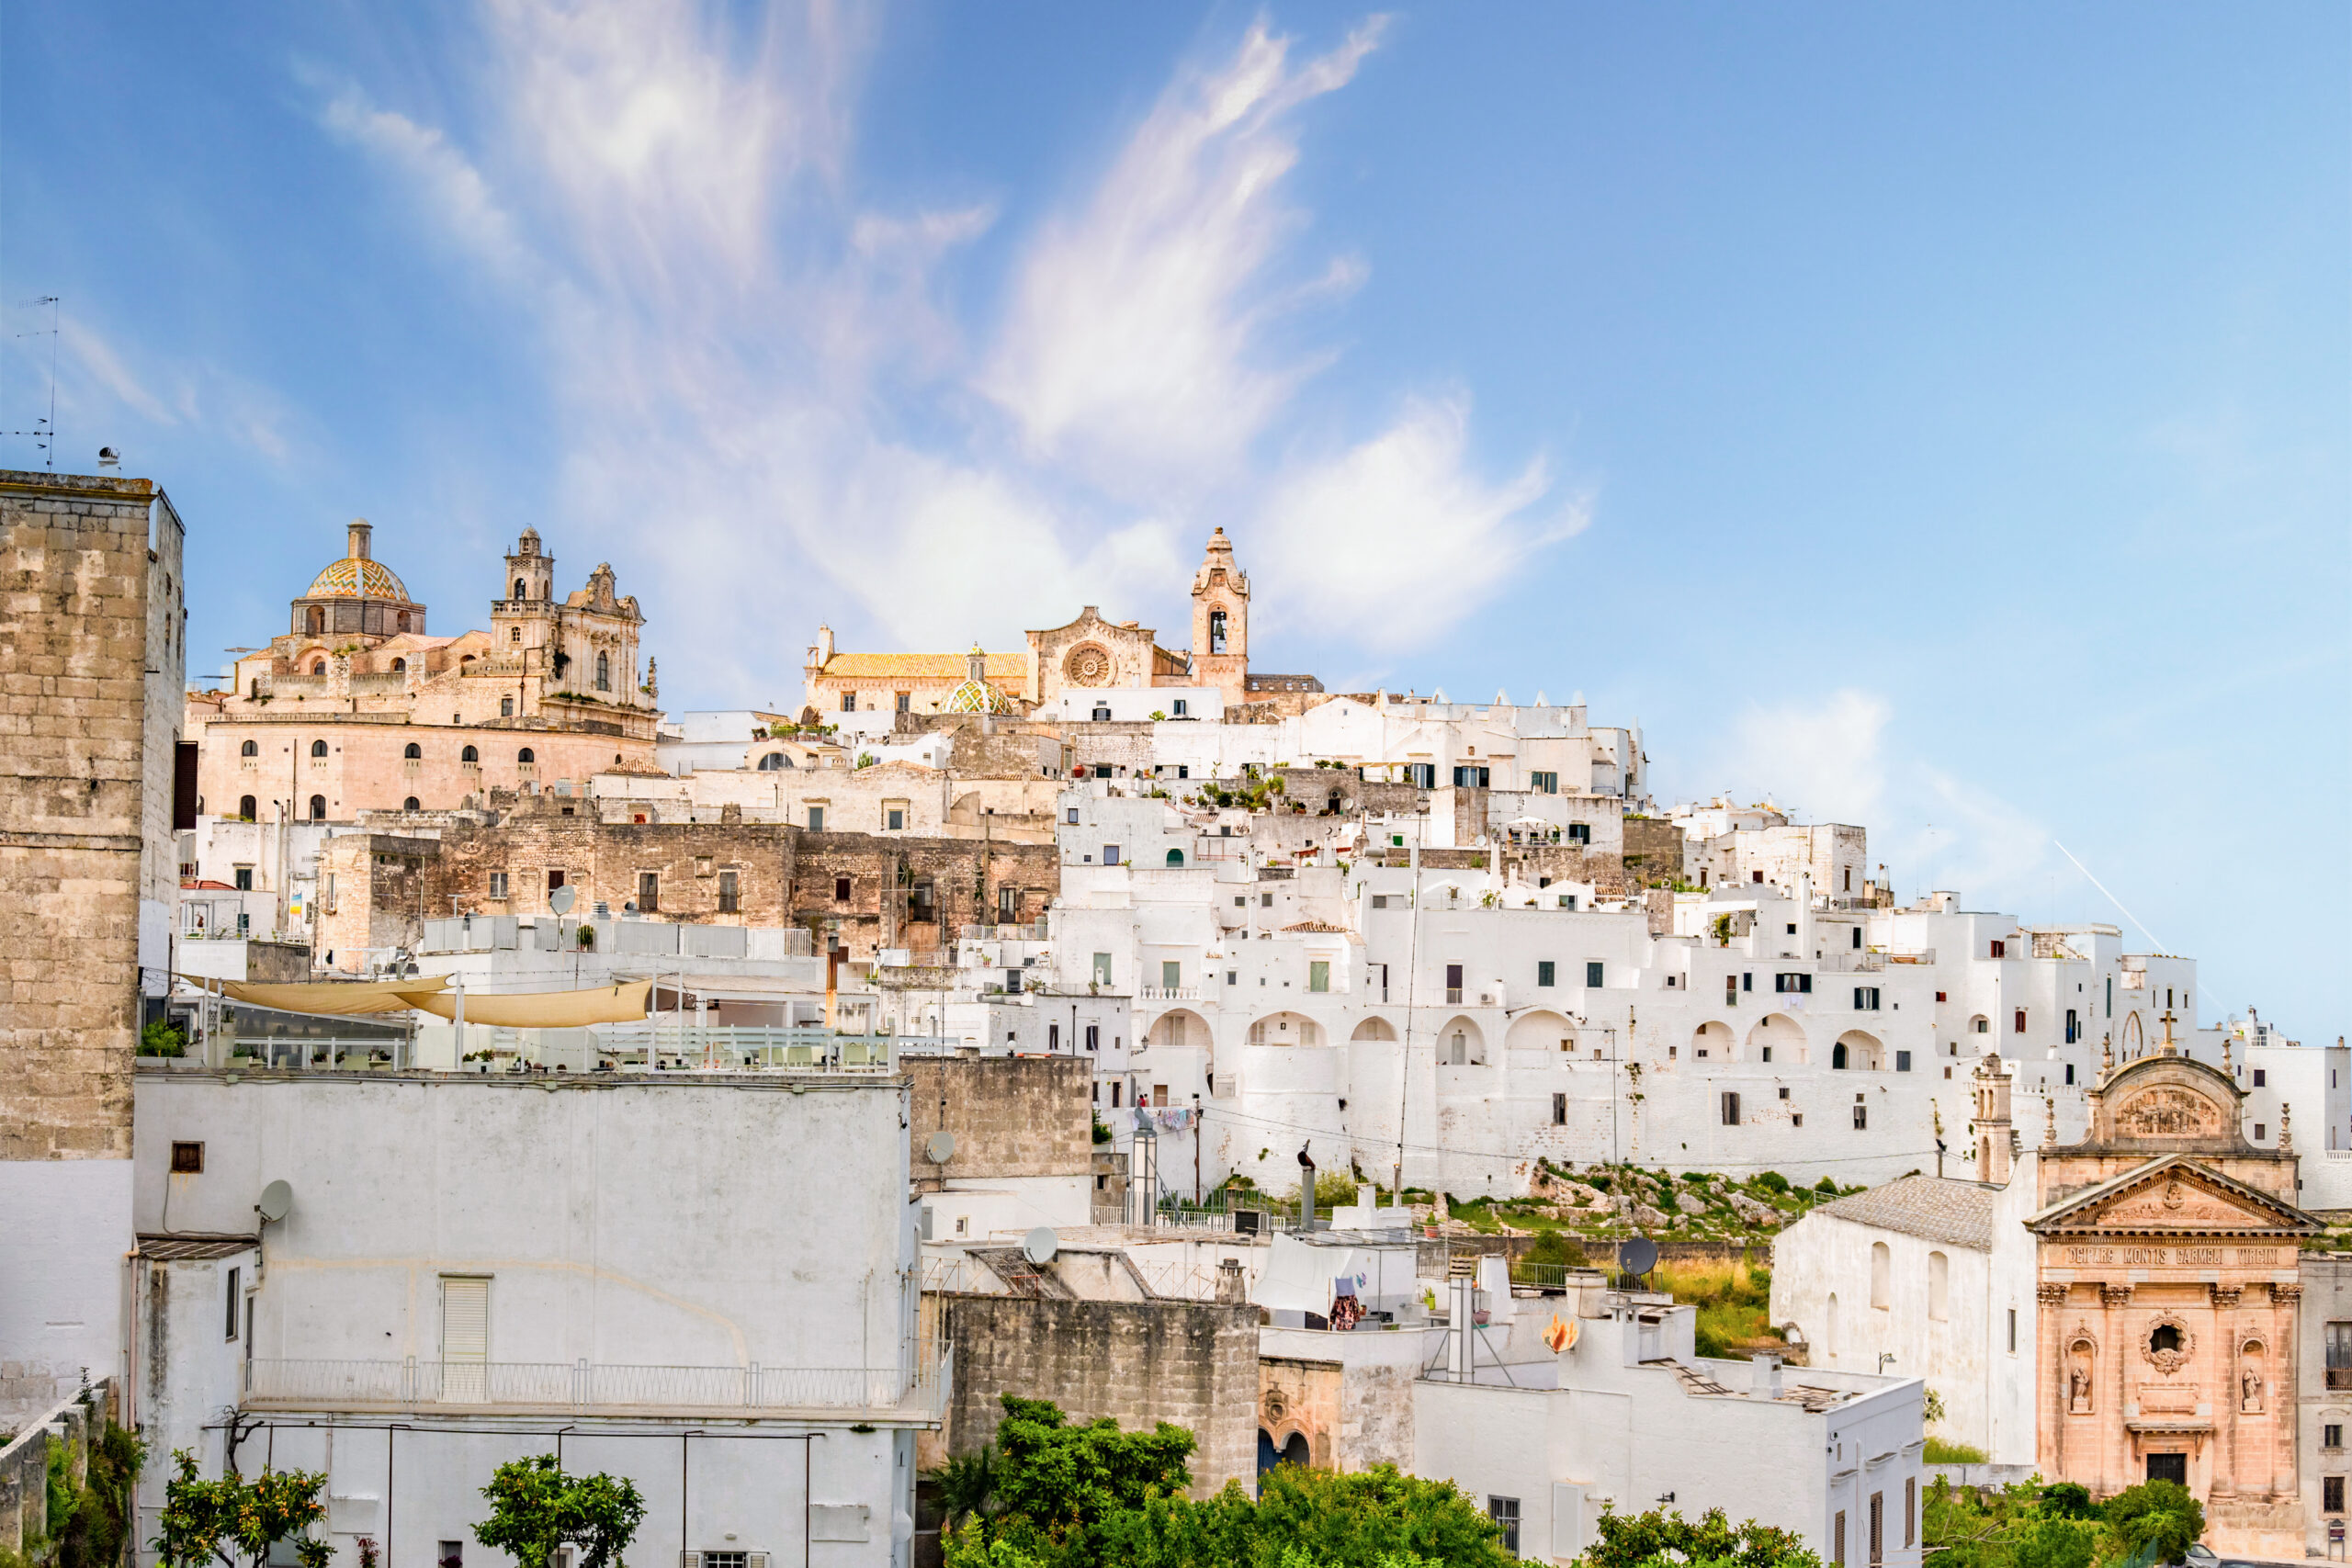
left=1190, top=527, right=1250, bottom=714
left=1974, top=1048, right=2016, bottom=1186
left=0, top=468, right=183, bottom=1425
left=505, top=525, right=554, bottom=604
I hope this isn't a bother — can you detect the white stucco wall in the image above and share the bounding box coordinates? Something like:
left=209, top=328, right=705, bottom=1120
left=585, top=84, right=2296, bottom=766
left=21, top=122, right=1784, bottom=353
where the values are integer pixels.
left=0, top=1158, right=135, bottom=1427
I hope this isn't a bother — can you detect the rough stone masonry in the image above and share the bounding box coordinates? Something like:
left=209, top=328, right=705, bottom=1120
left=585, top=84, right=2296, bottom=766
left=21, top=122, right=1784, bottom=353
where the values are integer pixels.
left=0, top=470, right=170, bottom=1425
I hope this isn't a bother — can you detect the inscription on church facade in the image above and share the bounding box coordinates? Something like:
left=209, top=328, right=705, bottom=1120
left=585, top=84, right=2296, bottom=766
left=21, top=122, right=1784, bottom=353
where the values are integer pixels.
left=2063, top=1246, right=2278, bottom=1267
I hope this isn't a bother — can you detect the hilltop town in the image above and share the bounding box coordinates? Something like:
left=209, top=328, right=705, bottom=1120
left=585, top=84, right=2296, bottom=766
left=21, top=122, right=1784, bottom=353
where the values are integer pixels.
left=6, top=470, right=2342, bottom=1568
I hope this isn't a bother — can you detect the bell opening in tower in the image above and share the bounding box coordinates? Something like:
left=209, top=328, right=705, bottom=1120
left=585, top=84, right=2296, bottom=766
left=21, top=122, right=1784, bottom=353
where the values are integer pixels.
left=1209, top=609, right=1227, bottom=655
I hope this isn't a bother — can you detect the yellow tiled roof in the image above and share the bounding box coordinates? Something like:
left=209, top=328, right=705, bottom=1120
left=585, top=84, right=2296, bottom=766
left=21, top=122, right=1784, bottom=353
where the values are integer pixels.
left=305, top=555, right=414, bottom=602
left=820, top=652, right=1025, bottom=681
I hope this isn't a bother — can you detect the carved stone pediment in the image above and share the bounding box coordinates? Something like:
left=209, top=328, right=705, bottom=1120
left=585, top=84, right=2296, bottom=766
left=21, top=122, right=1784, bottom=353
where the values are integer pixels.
left=2030, top=1154, right=2316, bottom=1237
left=2112, top=1084, right=2227, bottom=1140
left=2093, top=1175, right=2280, bottom=1232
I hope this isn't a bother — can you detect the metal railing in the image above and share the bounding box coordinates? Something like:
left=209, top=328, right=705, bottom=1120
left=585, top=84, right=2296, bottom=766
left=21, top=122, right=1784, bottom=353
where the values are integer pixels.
left=244, top=1351, right=949, bottom=1418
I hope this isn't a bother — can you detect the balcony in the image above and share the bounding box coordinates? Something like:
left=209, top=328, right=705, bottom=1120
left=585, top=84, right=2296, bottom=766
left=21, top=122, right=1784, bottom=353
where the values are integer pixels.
left=1138, top=987, right=1200, bottom=1001
left=243, top=1350, right=950, bottom=1424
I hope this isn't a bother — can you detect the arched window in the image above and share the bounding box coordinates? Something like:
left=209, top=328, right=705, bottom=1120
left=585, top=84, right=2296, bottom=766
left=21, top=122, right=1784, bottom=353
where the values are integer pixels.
left=238, top=795, right=256, bottom=820
left=241, top=739, right=258, bottom=757
left=1928, top=1251, right=1950, bottom=1321
left=511, top=627, right=522, bottom=644
left=518, top=748, right=536, bottom=764
left=1209, top=608, right=1227, bottom=654
left=1832, top=1041, right=1849, bottom=1069
left=396, top=611, right=410, bottom=632
left=307, top=606, right=323, bottom=634
left=757, top=752, right=790, bottom=772
left=514, top=578, right=527, bottom=600
left=311, top=660, right=326, bottom=675
left=1871, top=1242, right=1891, bottom=1309
left=1167, top=848, right=1185, bottom=866
left=595, top=651, right=610, bottom=692
left=391, top=658, right=406, bottom=672
left=308, top=795, right=327, bottom=821
left=403, top=743, right=422, bottom=760
left=461, top=745, right=480, bottom=763
left=311, top=739, right=329, bottom=758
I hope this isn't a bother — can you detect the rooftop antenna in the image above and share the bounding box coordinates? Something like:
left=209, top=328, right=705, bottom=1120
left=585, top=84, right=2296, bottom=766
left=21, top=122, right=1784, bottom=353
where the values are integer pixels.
left=8, top=296, right=60, bottom=469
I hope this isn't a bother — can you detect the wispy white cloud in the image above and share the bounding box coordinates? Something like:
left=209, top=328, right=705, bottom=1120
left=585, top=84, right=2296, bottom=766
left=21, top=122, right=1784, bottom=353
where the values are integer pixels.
left=1703, top=687, right=2057, bottom=911
left=1248, top=393, right=1571, bottom=647
left=312, top=4, right=1577, bottom=698
left=978, top=18, right=1384, bottom=496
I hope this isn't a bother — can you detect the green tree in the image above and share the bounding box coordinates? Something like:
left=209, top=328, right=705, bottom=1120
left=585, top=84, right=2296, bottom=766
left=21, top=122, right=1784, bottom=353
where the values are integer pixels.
left=57, top=1420, right=146, bottom=1568
left=153, top=1450, right=332, bottom=1568
left=473, top=1455, right=648, bottom=1568
left=929, top=1449, right=1004, bottom=1535
left=2098, top=1480, right=2202, bottom=1567
left=1243, top=1465, right=1514, bottom=1568
left=1580, top=1505, right=1821, bottom=1568
left=989, top=1396, right=1196, bottom=1539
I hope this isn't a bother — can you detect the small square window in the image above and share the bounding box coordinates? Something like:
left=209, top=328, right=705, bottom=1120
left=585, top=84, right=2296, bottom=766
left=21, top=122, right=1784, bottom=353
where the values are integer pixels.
left=1778, top=1086, right=1791, bottom=1100
left=1585, top=961, right=1604, bottom=987
left=2324, top=1424, right=2343, bottom=1450
left=171, top=1141, right=205, bottom=1174
left=834, top=876, right=852, bottom=901
left=1537, top=961, right=1555, bottom=987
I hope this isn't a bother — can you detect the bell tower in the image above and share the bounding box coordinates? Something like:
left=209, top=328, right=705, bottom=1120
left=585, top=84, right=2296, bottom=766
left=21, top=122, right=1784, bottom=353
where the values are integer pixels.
left=1190, top=527, right=1250, bottom=714
left=505, top=526, right=554, bottom=604
left=1974, top=1049, right=2016, bottom=1186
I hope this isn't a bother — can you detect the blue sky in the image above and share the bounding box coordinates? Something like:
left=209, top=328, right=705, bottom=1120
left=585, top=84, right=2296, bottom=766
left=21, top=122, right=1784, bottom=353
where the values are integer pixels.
left=6, top=4, right=2346, bottom=1034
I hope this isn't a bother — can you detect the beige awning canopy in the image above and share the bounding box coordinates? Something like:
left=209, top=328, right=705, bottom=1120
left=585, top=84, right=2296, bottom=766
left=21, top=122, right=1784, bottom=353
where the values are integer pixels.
left=203, top=976, right=447, bottom=1016
left=406, top=980, right=651, bottom=1028
left=197, top=975, right=651, bottom=1027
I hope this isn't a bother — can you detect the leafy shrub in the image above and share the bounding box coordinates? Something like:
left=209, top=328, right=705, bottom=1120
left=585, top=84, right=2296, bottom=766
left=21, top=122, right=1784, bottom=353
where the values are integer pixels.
left=1752, top=1171, right=1790, bottom=1193
left=139, top=1021, right=187, bottom=1057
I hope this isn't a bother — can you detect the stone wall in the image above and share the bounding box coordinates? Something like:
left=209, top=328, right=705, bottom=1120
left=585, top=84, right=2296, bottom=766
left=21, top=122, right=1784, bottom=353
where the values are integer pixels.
left=326, top=803, right=1065, bottom=964
left=0, top=472, right=155, bottom=1161
left=906, top=1055, right=1092, bottom=1179
left=939, top=1293, right=1259, bottom=1496
left=1620, top=815, right=1688, bottom=890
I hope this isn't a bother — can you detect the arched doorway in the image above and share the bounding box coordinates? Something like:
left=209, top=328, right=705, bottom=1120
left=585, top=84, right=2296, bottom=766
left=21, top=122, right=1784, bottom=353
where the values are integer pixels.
left=1248, top=1011, right=1326, bottom=1047
left=1835, top=1030, right=1883, bottom=1071
left=1506, top=1010, right=1575, bottom=1054
left=1744, top=1012, right=1806, bottom=1066
left=1691, top=1020, right=1734, bottom=1060
left=1166, top=848, right=1185, bottom=866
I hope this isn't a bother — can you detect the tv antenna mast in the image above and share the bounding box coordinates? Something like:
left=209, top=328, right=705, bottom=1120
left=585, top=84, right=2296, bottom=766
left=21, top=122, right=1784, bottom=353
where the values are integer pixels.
left=8, top=296, right=61, bottom=469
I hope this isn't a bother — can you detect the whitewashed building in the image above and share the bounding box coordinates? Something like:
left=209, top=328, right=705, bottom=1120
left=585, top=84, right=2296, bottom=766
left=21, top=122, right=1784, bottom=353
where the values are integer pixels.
left=130, top=1062, right=937, bottom=1568
left=1768, top=1169, right=2041, bottom=1464
left=1414, top=1280, right=1925, bottom=1566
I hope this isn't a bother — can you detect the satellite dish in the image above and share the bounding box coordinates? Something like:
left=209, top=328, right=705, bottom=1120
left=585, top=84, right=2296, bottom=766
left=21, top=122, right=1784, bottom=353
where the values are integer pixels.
left=549, top=886, right=577, bottom=915
left=257, top=1179, right=293, bottom=1224
left=925, top=1131, right=957, bottom=1165
left=1022, top=1226, right=1058, bottom=1267
left=1617, top=1236, right=1658, bottom=1277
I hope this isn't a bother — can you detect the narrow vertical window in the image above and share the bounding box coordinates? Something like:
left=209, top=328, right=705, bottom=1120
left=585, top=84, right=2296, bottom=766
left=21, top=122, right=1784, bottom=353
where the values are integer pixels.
left=225, top=1266, right=241, bottom=1339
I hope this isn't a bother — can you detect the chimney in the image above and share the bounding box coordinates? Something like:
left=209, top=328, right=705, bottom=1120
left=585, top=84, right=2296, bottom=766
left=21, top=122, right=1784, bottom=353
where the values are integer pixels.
left=1216, top=1257, right=1246, bottom=1304
left=1751, top=1351, right=1783, bottom=1397
left=348, top=519, right=374, bottom=561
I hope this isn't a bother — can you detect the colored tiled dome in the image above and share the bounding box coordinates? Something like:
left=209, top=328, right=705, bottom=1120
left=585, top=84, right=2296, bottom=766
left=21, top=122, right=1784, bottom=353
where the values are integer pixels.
left=305, top=554, right=413, bottom=602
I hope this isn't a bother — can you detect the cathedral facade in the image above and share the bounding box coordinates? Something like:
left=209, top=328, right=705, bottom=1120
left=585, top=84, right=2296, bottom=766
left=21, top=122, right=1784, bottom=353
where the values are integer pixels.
left=2029, top=1021, right=2313, bottom=1555
left=802, top=528, right=1316, bottom=724
left=187, top=522, right=661, bottom=820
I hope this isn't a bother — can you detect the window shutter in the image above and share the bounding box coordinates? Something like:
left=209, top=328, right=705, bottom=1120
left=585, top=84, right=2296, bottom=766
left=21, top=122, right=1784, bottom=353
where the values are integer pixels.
left=441, top=1277, right=489, bottom=1359
left=680, top=1554, right=701, bottom=1568
left=748, top=1553, right=769, bottom=1568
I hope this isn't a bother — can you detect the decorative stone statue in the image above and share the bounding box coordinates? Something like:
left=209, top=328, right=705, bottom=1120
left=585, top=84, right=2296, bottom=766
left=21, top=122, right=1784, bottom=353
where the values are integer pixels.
left=2242, top=1364, right=2264, bottom=1413
left=2069, top=1365, right=2092, bottom=1413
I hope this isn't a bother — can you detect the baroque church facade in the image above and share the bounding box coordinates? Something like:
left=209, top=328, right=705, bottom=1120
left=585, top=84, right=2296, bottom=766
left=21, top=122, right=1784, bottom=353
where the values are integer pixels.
left=2029, top=1021, right=2312, bottom=1554
left=187, top=521, right=662, bottom=821
left=801, top=528, right=1321, bottom=724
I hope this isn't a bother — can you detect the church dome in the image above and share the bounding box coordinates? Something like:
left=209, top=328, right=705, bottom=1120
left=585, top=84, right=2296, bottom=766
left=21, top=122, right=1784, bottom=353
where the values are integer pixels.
left=302, top=518, right=413, bottom=602
left=305, top=555, right=413, bottom=602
